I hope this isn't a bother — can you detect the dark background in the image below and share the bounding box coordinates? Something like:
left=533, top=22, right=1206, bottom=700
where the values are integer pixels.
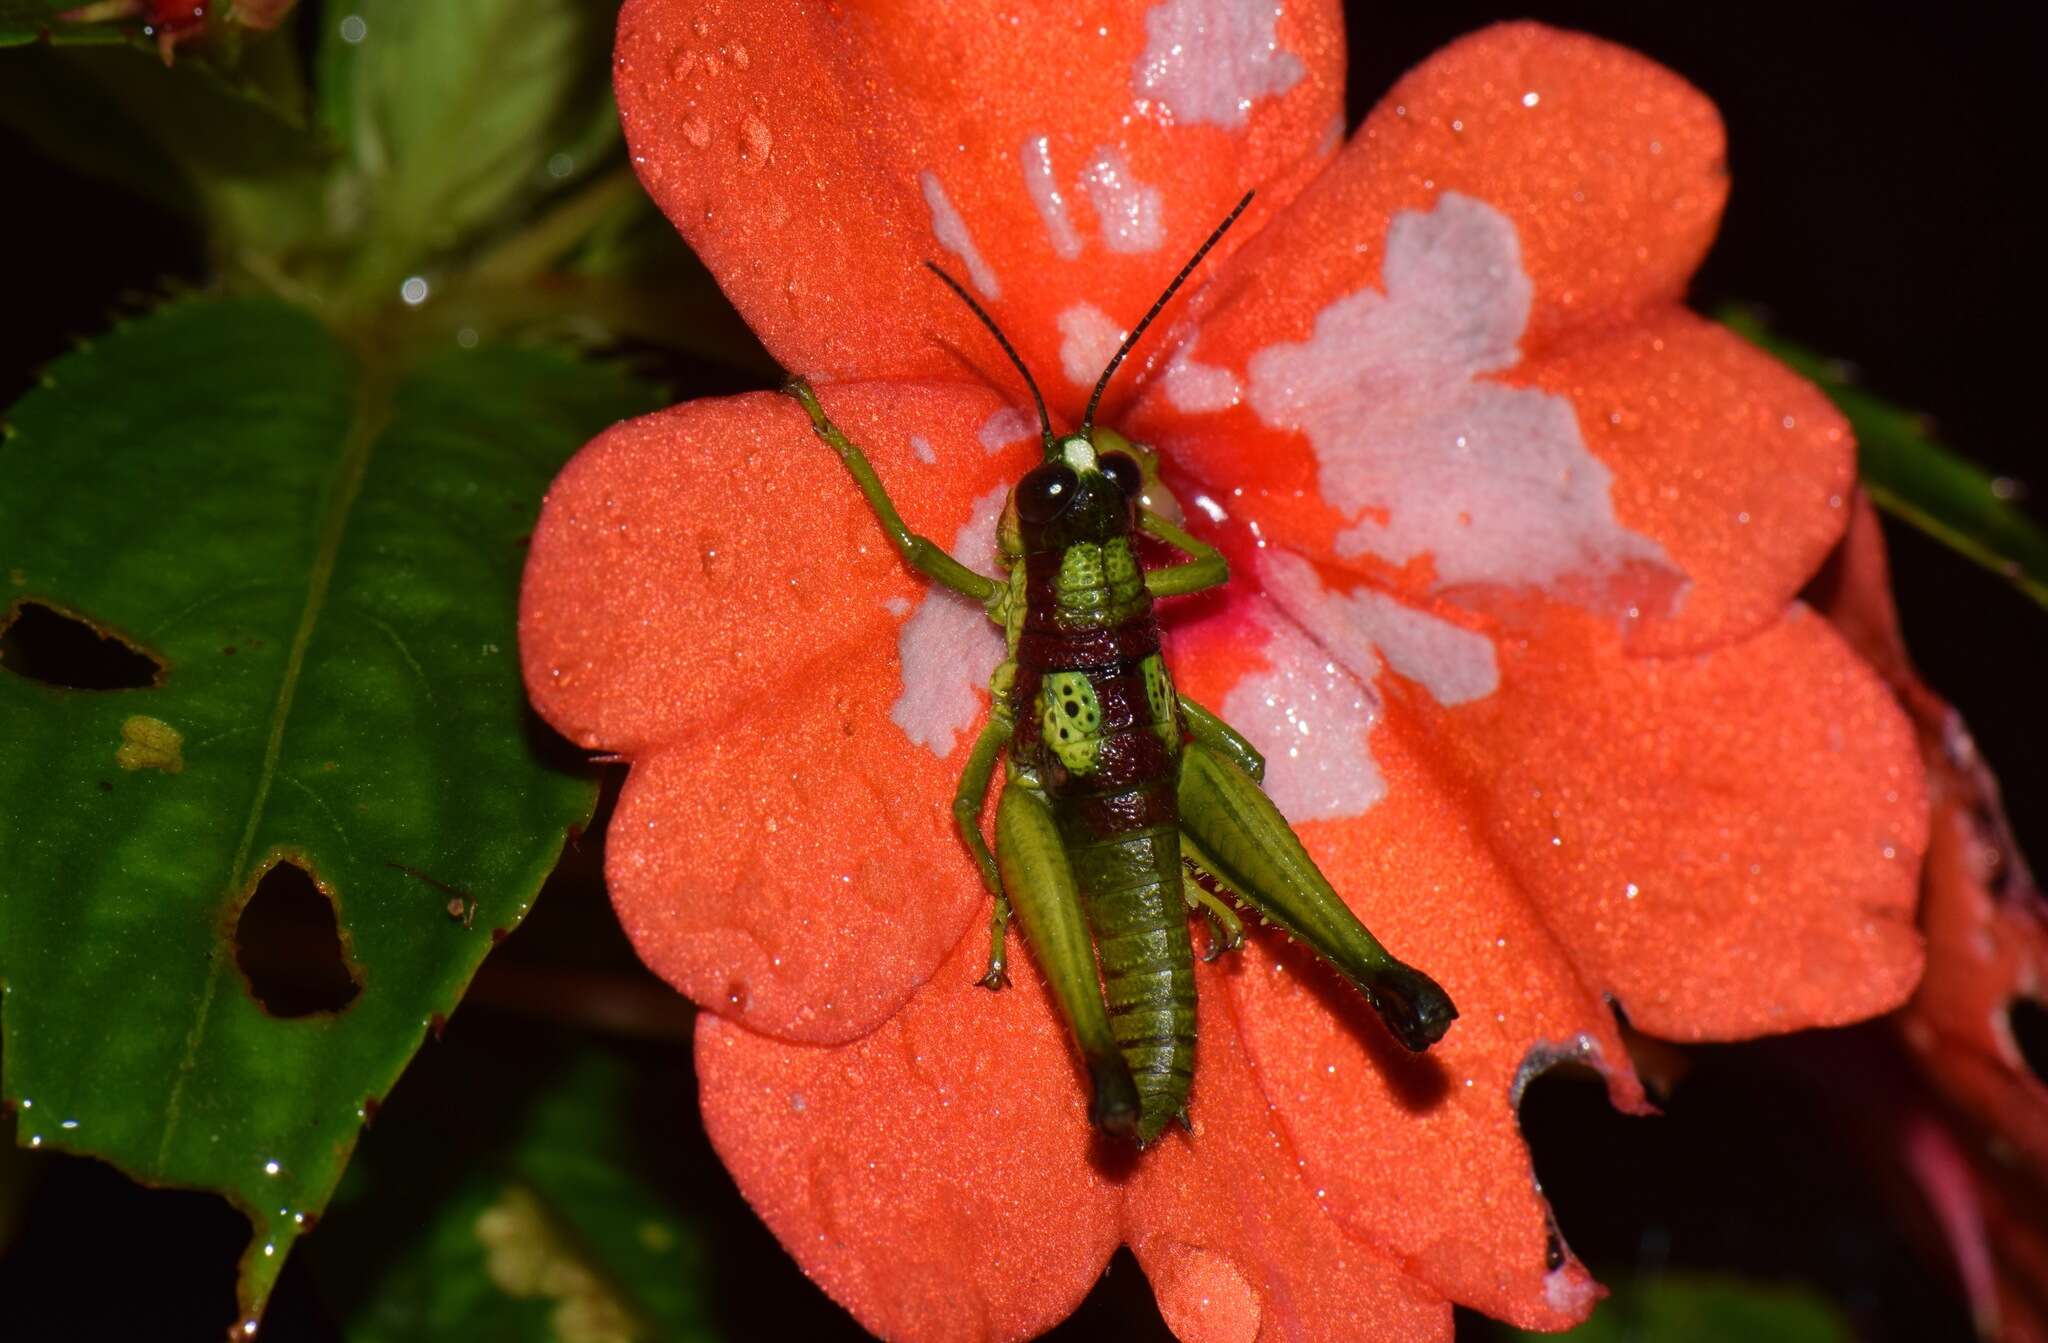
left=2, top=3, right=2040, bottom=1340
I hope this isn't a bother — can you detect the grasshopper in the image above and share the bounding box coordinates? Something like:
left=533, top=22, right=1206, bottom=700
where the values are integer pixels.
left=786, top=195, right=1454, bottom=1144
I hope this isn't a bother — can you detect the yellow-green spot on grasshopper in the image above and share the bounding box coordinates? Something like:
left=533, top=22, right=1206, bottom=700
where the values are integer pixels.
left=786, top=194, right=1456, bottom=1145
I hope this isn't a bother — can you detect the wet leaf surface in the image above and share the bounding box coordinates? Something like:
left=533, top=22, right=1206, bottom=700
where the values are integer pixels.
left=0, top=296, right=657, bottom=1323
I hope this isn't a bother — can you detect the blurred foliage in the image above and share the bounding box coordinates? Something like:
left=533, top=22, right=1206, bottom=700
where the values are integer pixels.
left=1502, top=1274, right=1851, bottom=1343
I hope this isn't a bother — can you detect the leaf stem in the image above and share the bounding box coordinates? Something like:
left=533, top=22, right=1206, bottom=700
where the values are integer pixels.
left=468, top=164, right=645, bottom=289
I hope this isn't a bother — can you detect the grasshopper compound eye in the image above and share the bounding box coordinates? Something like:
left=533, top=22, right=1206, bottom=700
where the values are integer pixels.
left=1015, top=462, right=1080, bottom=525
left=1099, top=450, right=1142, bottom=502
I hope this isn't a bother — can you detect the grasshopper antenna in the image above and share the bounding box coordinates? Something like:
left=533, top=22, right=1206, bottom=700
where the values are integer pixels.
left=1081, top=190, right=1254, bottom=436
left=924, top=261, right=1055, bottom=457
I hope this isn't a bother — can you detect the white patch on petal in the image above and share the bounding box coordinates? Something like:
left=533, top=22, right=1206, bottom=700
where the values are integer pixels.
left=1544, top=1268, right=1597, bottom=1315
left=1255, top=550, right=1378, bottom=681
left=1245, top=193, right=1673, bottom=600
left=1133, top=0, right=1306, bottom=130
left=1058, top=303, right=1126, bottom=388
left=1220, top=606, right=1385, bottom=823
left=890, top=487, right=1007, bottom=756
left=882, top=596, right=912, bottom=617
left=1318, top=113, right=1345, bottom=156
left=909, top=434, right=937, bottom=465
left=1020, top=134, right=1082, bottom=260
left=1080, top=146, right=1165, bottom=253
left=978, top=407, right=1038, bottom=452
left=1158, top=335, right=1241, bottom=413
left=920, top=169, right=1000, bottom=299
left=1342, top=586, right=1498, bottom=704
left=1257, top=549, right=1498, bottom=706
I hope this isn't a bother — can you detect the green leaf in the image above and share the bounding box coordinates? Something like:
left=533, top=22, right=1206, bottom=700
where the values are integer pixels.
left=316, top=0, right=618, bottom=303
left=0, top=297, right=659, bottom=1325
left=1502, top=1273, right=1851, bottom=1343
left=1724, top=308, right=2048, bottom=612
left=318, top=1036, right=717, bottom=1342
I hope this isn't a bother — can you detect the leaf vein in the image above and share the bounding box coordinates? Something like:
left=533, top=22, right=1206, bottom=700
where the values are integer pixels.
left=155, top=358, right=394, bottom=1168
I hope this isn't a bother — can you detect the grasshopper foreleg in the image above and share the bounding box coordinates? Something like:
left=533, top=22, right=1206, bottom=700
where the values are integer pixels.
left=786, top=377, right=1001, bottom=605
left=1176, top=741, right=1458, bottom=1051
left=1139, top=510, right=1228, bottom=599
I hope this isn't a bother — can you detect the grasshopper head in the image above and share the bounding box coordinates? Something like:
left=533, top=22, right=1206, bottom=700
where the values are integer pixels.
left=999, top=427, right=1182, bottom=560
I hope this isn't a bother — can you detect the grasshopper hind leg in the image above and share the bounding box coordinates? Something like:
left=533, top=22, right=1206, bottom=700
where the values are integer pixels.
left=994, top=782, right=1142, bottom=1138
left=1177, top=742, right=1457, bottom=1051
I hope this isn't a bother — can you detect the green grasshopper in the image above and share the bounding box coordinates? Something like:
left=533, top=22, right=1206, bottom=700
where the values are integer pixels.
left=786, top=194, right=1455, bottom=1144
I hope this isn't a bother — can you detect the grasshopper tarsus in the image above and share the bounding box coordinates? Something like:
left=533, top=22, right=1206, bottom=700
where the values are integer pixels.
left=1365, top=964, right=1461, bottom=1052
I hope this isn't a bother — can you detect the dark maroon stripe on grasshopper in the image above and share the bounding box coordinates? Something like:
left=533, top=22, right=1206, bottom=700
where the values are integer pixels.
left=1012, top=603, right=1196, bottom=1142
left=1015, top=623, right=1159, bottom=670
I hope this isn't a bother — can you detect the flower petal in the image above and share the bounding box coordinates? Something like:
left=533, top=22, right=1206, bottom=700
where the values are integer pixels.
left=1171, top=21, right=1726, bottom=372
left=1165, top=593, right=1643, bottom=1327
left=1815, top=496, right=2048, bottom=1176
left=1441, top=598, right=1928, bottom=1041
left=520, top=383, right=1037, bottom=1041
left=1123, top=963, right=1452, bottom=1343
left=1130, top=25, right=1842, bottom=651
left=521, top=383, right=1028, bottom=753
left=695, top=931, right=1122, bottom=1343
left=605, top=710, right=973, bottom=1045
left=1507, top=311, right=1855, bottom=653
left=614, top=0, right=1344, bottom=418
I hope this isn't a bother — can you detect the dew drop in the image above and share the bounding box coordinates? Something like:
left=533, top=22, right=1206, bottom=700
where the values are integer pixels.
left=739, top=116, right=773, bottom=170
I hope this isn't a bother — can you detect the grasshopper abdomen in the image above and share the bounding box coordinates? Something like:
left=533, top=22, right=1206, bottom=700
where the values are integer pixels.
left=1011, top=554, right=1197, bottom=1141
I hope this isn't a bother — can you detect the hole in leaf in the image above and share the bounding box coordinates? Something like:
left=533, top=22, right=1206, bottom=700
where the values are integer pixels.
left=0, top=601, right=163, bottom=689
left=2009, top=997, right=2048, bottom=1086
left=235, top=857, right=361, bottom=1016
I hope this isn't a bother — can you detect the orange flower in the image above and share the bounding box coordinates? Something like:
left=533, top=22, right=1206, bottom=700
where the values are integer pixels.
left=1812, top=496, right=2048, bottom=1340
left=519, top=6, right=1930, bottom=1338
